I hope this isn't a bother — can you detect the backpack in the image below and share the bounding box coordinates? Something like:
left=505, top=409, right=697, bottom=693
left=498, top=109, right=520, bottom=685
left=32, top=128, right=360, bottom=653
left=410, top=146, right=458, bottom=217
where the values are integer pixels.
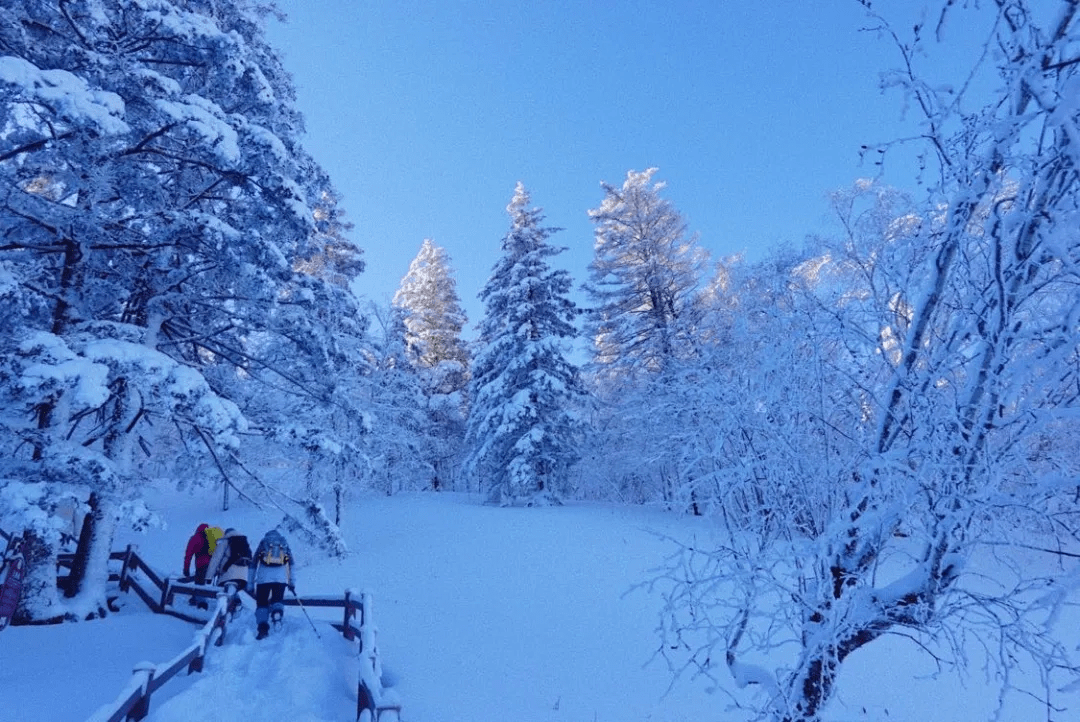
left=204, top=526, right=225, bottom=555
left=260, top=535, right=290, bottom=567
left=224, top=536, right=252, bottom=570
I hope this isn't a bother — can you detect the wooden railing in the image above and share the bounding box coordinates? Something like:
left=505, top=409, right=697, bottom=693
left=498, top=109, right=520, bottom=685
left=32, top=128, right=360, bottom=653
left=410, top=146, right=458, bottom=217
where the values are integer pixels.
left=347, top=591, right=402, bottom=722
left=86, top=585, right=241, bottom=722
left=48, top=544, right=401, bottom=721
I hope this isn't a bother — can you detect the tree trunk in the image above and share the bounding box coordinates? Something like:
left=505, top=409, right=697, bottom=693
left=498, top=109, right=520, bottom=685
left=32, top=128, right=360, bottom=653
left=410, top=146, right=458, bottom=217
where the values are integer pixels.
left=784, top=656, right=836, bottom=722
left=13, top=529, right=63, bottom=625
left=782, top=624, right=883, bottom=722
left=63, top=494, right=98, bottom=598
left=64, top=494, right=117, bottom=619
left=31, top=237, right=82, bottom=459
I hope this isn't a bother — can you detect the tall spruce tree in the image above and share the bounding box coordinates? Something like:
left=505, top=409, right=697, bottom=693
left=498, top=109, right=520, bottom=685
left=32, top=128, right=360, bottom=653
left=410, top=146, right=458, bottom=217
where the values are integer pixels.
left=465, top=183, right=584, bottom=506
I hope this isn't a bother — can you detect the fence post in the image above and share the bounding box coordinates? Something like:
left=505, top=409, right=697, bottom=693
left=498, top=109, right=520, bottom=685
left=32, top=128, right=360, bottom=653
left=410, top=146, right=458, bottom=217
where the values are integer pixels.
left=189, top=628, right=208, bottom=674
left=118, top=545, right=137, bottom=593
left=213, top=591, right=229, bottom=647
left=189, top=650, right=204, bottom=674
left=343, top=590, right=355, bottom=642
left=126, top=661, right=156, bottom=721
left=160, top=576, right=172, bottom=610
left=361, top=592, right=379, bottom=678
left=357, top=677, right=375, bottom=721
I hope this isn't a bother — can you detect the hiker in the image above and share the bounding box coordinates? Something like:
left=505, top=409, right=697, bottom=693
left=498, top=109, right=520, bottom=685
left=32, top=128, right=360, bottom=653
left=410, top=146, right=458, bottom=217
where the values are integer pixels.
left=207, top=528, right=252, bottom=593
left=248, top=529, right=295, bottom=639
left=183, top=523, right=223, bottom=609
left=183, top=523, right=211, bottom=583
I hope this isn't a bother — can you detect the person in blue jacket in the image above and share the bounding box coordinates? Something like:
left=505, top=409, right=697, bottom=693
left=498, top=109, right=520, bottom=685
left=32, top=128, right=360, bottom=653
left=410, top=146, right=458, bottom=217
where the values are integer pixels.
left=248, top=529, right=296, bottom=639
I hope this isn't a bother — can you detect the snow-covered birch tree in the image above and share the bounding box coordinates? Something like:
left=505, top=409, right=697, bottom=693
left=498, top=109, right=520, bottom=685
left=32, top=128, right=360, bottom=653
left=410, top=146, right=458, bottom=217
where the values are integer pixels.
left=464, top=183, right=585, bottom=506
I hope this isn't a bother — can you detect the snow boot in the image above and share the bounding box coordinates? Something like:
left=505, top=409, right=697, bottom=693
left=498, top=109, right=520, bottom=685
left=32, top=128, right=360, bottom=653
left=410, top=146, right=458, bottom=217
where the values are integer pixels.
left=256, top=622, right=269, bottom=640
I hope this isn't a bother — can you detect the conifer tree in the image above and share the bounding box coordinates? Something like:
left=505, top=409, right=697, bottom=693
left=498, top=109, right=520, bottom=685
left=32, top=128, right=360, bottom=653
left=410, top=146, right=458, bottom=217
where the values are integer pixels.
left=584, top=168, right=708, bottom=383
left=392, top=239, right=470, bottom=488
left=0, top=0, right=368, bottom=619
left=360, top=303, right=441, bottom=494
left=465, top=184, right=584, bottom=505
left=393, top=239, right=470, bottom=387
left=579, top=168, right=708, bottom=506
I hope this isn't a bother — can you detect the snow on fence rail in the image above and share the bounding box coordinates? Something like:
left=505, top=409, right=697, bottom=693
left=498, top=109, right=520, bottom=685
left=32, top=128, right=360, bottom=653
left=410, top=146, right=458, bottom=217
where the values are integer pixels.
left=49, top=544, right=399, bottom=721
left=86, top=586, right=239, bottom=722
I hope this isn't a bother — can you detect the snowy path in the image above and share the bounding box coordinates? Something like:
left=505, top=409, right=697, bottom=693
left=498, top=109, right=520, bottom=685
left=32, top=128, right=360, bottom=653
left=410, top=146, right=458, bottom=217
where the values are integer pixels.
left=145, top=605, right=361, bottom=722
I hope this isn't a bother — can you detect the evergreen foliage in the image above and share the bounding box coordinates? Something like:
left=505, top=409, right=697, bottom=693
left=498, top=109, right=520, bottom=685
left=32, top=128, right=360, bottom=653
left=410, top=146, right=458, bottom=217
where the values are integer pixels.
left=577, top=168, right=710, bottom=507
left=0, top=0, right=368, bottom=619
left=465, top=183, right=584, bottom=506
left=393, top=239, right=470, bottom=388
left=583, top=168, right=708, bottom=382
left=359, top=304, right=443, bottom=494
left=392, top=238, right=470, bottom=488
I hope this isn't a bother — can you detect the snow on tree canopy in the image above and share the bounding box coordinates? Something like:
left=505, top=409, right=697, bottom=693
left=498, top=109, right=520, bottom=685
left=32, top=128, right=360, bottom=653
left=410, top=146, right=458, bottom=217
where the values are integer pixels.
left=0, top=0, right=372, bottom=622
left=17, top=332, right=111, bottom=411
left=464, top=183, right=585, bottom=506
left=0, top=56, right=129, bottom=135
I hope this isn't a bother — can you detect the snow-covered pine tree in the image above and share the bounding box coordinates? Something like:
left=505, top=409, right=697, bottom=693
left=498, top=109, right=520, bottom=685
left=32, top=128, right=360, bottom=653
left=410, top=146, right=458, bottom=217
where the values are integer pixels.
left=579, top=168, right=709, bottom=506
left=356, top=304, right=440, bottom=494
left=393, top=239, right=470, bottom=388
left=584, top=168, right=708, bottom=383
left=465, top=183, right=585, bottom=506
left=0, top=0, right=367, bottom=619
left=294, top=181, right=365, bottom=288
left=392, top=238, right=470, bottom=489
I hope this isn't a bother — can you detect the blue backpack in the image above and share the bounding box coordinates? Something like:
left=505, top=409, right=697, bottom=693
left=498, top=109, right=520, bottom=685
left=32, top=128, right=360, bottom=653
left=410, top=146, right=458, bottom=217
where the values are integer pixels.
left=259, top=532, right=290, bottom=567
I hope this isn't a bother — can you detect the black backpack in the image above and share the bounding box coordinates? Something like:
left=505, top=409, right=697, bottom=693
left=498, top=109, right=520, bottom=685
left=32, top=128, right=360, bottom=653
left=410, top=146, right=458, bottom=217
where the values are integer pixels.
left=223, top=535, right=252, bottom=571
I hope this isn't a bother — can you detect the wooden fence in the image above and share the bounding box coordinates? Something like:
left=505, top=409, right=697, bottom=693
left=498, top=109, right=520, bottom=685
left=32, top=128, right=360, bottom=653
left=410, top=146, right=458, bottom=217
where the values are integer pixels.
left=47, top=544, right=401, bottom=721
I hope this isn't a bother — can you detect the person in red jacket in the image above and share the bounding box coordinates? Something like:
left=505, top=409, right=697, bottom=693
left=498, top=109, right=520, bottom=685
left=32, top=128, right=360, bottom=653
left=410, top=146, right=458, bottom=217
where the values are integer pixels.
left=183, top=523, right=215, bottom=609
left=183, top=522, right=212, bottom=592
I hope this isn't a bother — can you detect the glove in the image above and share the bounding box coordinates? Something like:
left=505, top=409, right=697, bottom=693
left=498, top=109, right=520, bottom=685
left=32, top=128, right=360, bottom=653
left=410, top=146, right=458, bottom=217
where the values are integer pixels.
left=288, top=583, right=295, bottom=594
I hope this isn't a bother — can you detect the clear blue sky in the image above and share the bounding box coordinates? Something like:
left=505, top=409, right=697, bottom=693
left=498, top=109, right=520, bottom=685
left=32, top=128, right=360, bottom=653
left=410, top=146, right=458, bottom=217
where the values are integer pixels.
left=264, top=1, right=982, bottom=337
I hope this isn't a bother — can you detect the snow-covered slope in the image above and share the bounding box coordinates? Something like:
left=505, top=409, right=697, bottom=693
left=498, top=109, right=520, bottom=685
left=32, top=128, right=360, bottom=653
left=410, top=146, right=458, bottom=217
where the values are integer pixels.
left=147, top=607, right=359, bottom=721
left=0, top=488, right=1073, bottom=721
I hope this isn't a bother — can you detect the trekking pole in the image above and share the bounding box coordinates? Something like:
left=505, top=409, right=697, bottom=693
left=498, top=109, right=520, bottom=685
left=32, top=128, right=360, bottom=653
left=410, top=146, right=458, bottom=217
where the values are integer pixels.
left=290, top=587, right=321, bottom=638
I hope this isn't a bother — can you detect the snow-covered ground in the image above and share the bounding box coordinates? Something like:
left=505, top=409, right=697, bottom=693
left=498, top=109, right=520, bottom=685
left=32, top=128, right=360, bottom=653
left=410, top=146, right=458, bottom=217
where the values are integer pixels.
left=0, top=487, right=1074, bottom=721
